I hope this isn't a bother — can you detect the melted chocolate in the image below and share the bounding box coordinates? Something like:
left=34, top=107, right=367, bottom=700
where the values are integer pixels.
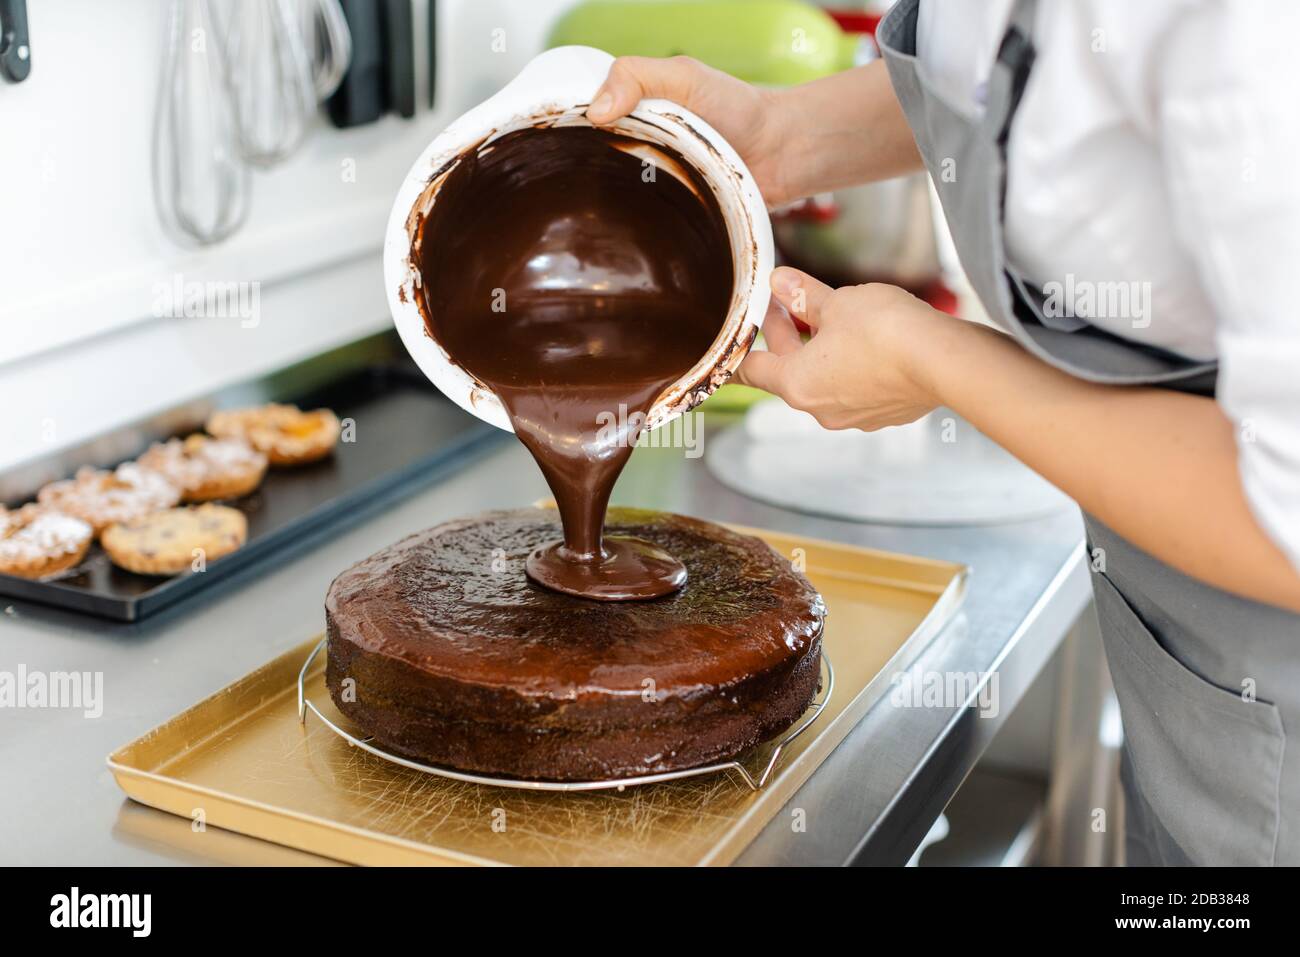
left=417, top=126, right=732, bottom=600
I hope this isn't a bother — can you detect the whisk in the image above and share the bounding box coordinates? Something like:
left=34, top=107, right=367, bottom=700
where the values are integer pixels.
left=225, top=0, right=317, bottom=167
left=152, top=0, right=250, bottom=246
left=298, top=0, right=351, bottom=100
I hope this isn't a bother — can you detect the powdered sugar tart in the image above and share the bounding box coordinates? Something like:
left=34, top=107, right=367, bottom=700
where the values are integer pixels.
left=0, top=505, right=93, bottom=580
left=37, top=464, right=181, bottom=536
left=137, top=434, right=268, bottom=502
left=101, top=504, right=247, bottom=576
left=206, top=404, right=340, bottom=466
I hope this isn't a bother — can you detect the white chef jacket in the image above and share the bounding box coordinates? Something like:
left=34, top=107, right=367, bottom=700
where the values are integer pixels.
left=916, top=0, right=1300, bottom=575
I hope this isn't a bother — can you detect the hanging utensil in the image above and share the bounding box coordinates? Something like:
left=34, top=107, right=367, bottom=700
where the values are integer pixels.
left=382, top=0, right=414, bottom=118
left=152, top=0, right=251, bottom=246
left=298, top=0, right=351, bottom=100
left=0, top=0, right=30, bottom=82
left=325, top=0, right=386, bottom=128
left=226, top=0, right=316, bottom=166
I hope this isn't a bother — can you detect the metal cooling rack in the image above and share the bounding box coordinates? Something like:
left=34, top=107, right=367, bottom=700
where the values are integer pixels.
left=298, top=637, right=833, bottom=792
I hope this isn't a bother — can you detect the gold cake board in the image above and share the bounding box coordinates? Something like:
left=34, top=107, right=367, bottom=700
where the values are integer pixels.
left=108, top=526, right=967, bottom=866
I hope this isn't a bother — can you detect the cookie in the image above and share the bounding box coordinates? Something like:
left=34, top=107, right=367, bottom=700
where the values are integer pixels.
left=37, top=464, right=181, bottom=536
left=206, top=403, right=340, bottom=467
left=101, top=504, right=248, bottom=576
left=137, top=434, right=268, bottom=502
left=0, top=505, right=94, bottom=580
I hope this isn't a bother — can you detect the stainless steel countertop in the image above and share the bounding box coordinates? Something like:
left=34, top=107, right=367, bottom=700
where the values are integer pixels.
left=0, top=414, right=1090, bottom=866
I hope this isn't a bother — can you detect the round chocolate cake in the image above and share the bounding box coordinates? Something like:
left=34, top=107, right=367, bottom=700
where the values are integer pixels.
left=325, top=507, right=825, bottom=781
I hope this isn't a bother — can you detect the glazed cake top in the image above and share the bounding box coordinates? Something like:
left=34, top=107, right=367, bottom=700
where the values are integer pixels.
left=325, top=507, right=825, bottom=702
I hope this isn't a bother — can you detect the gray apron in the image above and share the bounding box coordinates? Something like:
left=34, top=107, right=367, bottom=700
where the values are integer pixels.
left=879, top=0, right=1300, bottom=865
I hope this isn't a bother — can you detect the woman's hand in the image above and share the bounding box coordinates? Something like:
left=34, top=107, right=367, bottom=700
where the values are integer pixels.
left=740, top=268, right=1300, bottom=611
left=586, top=56, right=800, bottom=206
left=736, top=267, right=945, bottom=431
left=587, top=58, right=924, bottom=205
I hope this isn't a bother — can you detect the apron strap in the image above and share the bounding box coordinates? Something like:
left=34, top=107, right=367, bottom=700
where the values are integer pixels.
left=981, top=0, right=1037, bottom=144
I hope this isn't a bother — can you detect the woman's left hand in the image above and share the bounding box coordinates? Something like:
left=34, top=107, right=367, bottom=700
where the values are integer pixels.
left=736, top=267, right=947, bottom=430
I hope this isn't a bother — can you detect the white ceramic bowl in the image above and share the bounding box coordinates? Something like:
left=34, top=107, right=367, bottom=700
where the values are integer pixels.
left=382, top=45, right=774, bottom=433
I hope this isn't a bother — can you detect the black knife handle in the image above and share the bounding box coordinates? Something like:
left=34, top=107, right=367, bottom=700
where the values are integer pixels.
left=0, top=0, right=31, bottom=83
left=383, top=0, right=415, bottom=119
left=327, top=0, right=386, bottom=127
left=427, top=0, right=436, bottom=109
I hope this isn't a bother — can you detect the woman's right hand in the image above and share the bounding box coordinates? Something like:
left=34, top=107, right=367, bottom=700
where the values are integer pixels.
left=586, top=56, right=799, bottom=207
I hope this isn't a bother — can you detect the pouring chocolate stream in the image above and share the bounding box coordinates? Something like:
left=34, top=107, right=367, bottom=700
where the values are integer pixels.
left=417, top=125, right=734, bottom=600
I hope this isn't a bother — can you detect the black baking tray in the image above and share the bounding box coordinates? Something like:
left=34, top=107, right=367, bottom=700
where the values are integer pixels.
left=0, top=332, right=505, bottom=621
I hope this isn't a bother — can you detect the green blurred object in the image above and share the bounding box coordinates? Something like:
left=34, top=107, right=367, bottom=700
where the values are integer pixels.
left=706, top=382, right=771, bottom=412
left=546, top=0, right=856, bottom=85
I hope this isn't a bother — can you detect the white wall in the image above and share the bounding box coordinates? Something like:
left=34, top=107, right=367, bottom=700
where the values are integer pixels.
left=0, top=0, right=569, bottom=471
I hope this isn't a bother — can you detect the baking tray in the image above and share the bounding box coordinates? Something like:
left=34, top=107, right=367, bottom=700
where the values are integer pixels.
left=0, top=333, right=503, bottom=621
left=108, top=527, right=968, bottom=865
